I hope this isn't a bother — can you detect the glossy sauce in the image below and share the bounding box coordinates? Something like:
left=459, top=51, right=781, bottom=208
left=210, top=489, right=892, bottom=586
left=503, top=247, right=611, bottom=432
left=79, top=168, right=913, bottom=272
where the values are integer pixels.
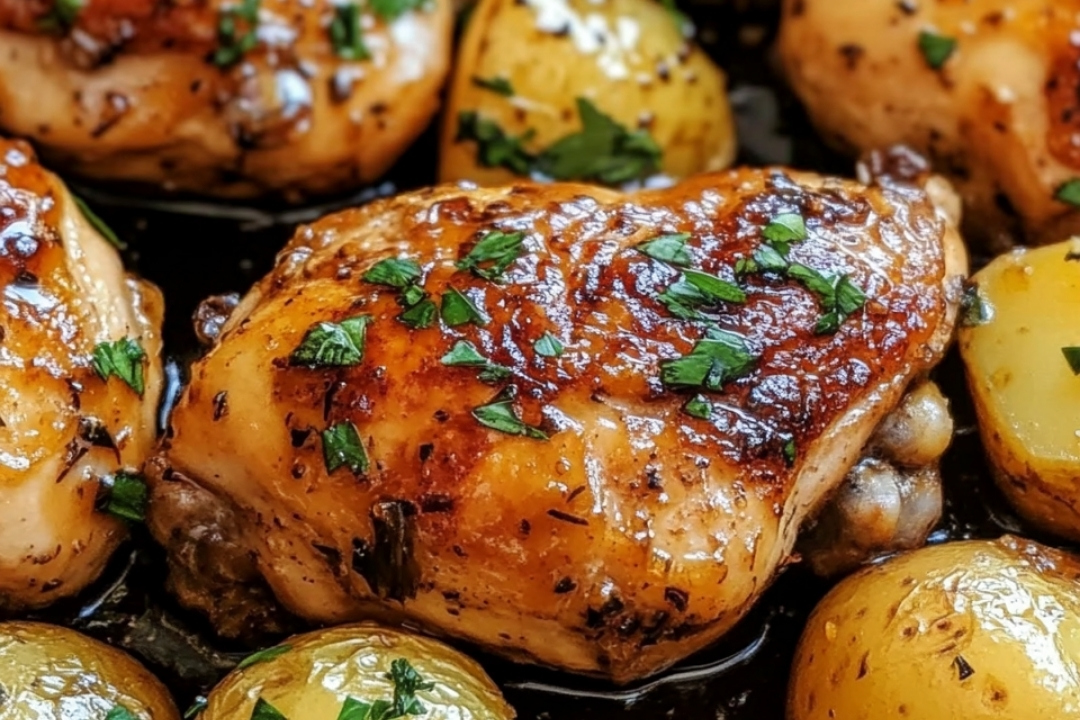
left=21, top=2, right=1047, bottom=718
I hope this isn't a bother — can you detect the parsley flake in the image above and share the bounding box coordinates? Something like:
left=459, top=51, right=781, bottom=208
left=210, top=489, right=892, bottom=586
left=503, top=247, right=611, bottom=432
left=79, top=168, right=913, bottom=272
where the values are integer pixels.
left=289, top=316, right=371, bottom=368
left=456, top=111, right=536, bottom=175
left=370, top=0, right=428, bottom=21
left=104, top=706, right=138, bottom=720
left=472, top=75, right=514, bottom=96
left=388, top=658, right=436, bottom=716
left=92, top=337, right=147, bottom=396
left=918, top=30, right=956, bottom=70
left=101, top=472, right=148, bottom=523
left=398, top=299, right=437, bottom=329
left=660, top=328, right=757, bottom=391
left=37, top=0, right=83, bottom=32
left=250, top=697, right=287, bottom=720
left=535, top=98, right=661, bottom=184
left=959, top=281, right=991, bottom=327
left=1056, top=179, right=1080, bottom=208
left=783, top=438, right=797, bottom=466
left=73, top=195, right=125, bottom=249
left=363, top=258, right=422, bottom=288
left=786, top=264, right=866, bottom=334
left=534, top=332, right=564, bottom=357
left=184, top=697, right=208, bottom=719
left=330, top=3, right=370, bottom=61
left=322, top=421, right=369, bottom=475
left=762, top=212, right=807, bottom=247
left=213, top=0, right=261, bottom=67
left=441, top=288, right=490, bottom=326
left=637, top=233, right=692, bottom=266
left=1063, top=347, right=1080, bottom=375
left=337, top=697, right=377, bottom=720
left=473, top=390, right=547, bottom=439
left=683, top=395, right=711, bottom=420
left=440, top=340, right=510, bottom=382
left=238, top=644, right=291, bottom=670
left=457, top=230, right=526, bottom=281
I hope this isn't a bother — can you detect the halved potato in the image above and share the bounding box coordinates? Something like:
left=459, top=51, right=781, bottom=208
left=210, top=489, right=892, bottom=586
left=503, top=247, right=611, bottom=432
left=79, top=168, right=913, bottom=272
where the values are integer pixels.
left=959, top=239, right=1080, bottom=540
left=788, top=537, right=1080, bottom=720
left=200, top=623, right=514, bottom=719
left=0, top=621, right=179, bottom=720
left=439, top=0, right=735, bottom=186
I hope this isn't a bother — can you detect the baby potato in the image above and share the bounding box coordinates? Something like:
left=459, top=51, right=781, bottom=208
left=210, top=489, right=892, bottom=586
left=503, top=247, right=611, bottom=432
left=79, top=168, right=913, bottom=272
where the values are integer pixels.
left=959, top=240, right=1080, bottom=541
left=0, top=621, right=178, bottom=720
left=200, top=623, right=514, bottom=719
left=439, top=0, right=736, bottom=186
left=788, top=537, right=1080, bottom=720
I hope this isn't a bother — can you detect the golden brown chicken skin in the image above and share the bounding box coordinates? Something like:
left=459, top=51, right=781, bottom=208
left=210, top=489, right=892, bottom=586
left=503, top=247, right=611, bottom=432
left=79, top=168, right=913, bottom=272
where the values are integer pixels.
left=0, top=0, right=452, bottom=199
left=148, top=167, right=964, bottom=682
left=0, top=138, right=163, bottom=611
left=780, top=0, right=1080, bottom=247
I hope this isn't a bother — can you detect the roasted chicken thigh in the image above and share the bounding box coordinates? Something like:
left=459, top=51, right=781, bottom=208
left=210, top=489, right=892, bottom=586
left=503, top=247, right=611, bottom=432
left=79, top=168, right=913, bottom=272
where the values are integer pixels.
left=0, top=0, right=452, bottom=199
left=780, top=0, right=1080, bottom=247
left=0, top=138, right=163, bottom=611
left=149, top=166, right=964, bottom=682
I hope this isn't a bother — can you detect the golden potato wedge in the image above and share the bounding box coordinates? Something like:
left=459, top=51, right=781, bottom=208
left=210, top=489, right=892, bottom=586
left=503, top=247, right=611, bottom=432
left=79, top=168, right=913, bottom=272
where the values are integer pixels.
left=788, top=537, right=1080, bottom=720
left=439, top=0, right=735, bottom=186
left=0, top=621, right=179, bottom=720
left=959, top=240, right=1080, bottom=540
left=201, top=623, right=514, bottom=719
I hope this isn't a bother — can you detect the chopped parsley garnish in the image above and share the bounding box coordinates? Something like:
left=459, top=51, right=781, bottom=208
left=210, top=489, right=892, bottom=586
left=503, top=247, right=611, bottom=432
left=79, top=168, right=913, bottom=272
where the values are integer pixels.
left=472, top=75, right=514, bottom=96
left=250, top=698, right=287, bottom=720
left=440, top=340, right=510, bottom=382
left=681, top=269, right=747, bottom=304
left=1063, top=347, right=1080, bottom=375
left=213, top=0, right=261, bottom=67
left=92, top=337, right=147, bottom=396
left=102, top=472, right=148, bottom=523
left=441, top=288, right=489, bottom=326
left=736, top=243, right=789, bottom=276
left=534, top=332, right=564, bottom=357
left=959, top=281, right=991, bottom=327
left=683, top=394, right=711, bottom=420
left=289, top=316, right=371, bottom=367
left=659, top=0, right=689, bottom=34
left=364, top=258, right=422, bottom=288
left=184, top=697, right=208, bottom=719
left=761, top=212, right=807, bottom=250
left=330, top=3, right=370, bottom=61
left=660, top=328, right=756, bottom=391
left=783, top=438, right=797, bottom=466
left=637, top=233, right=692, bottom=266
left=918, top=30, right=956, bottom=70
left=473, top=389, right=547, bottom=439
left=37, top=0, right=83, bottom=32
left=334, top=659, right=434, bottom=719
left=104, top=706, right=138, bottom=720
left=398, top=299, right=437, bottom=329
left=1056, top=179, right=1080, bottom=208
left=399, top=284, right=426, bottom=307
left=73, top=195, right=125, bottom=249
left=338, top=697, right=385, bottom=720
left=535, top=98, right=661, bottom=184
left=322, top=422, right=369, bottom=475
left=237, top=644, right=292, bottom=670
left=787, top=264, right=867, bottom=334
left=456, top=230, right=526, bottom=281
left=370, top=0, right=428, bottom=21
left=456, top=111, right=536, bottom=175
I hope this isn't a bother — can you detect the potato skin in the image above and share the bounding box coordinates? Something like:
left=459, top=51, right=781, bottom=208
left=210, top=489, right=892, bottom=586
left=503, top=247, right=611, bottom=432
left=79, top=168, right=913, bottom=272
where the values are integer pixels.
left=439, top=0, right=735, bottom=185
left=787, top=537, right=1080, bottom=720
left=0, top=621, right=179, bottom=720
left=959, top=240, right=1080, bottom=541
left=201, top=623, right=514, bottom=719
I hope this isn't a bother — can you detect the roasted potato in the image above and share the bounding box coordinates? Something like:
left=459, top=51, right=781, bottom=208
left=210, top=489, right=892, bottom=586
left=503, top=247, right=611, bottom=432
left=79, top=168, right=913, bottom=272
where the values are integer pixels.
left=959, top=240, right=1080, bottom=541
left=0, top=621, right=179, bottom=720
left=788, top=537, right=1080, bottom=720
left=439, top=0, right=735, bottom=186
left=200, top=623, right=514, bottom=719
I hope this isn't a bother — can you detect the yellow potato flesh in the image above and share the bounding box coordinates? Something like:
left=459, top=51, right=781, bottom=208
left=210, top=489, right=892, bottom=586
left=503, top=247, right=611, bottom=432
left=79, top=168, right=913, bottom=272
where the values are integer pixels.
left=201, top=623, right=514, bottom=719
left=439, top=0, right=736, bottom=185
left=959, top=240, right=1080, bottom=539
left=0, top=621, right=179, bottom=720
left=788, top=537, right=1080, bottom=720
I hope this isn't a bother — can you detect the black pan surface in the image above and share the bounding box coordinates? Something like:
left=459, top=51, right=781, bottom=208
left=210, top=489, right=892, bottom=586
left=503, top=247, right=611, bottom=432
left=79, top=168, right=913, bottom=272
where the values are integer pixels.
left=26, top=2, right=1047, bottom=718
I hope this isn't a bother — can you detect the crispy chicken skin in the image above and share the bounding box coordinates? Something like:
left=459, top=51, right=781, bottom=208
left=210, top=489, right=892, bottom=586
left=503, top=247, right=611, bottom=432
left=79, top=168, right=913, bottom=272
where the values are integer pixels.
left=148, top=167, right=964, bottom=682
left=779, top=0, right=1080, bottom=247
left=0, top=0, right=452, bottom=199
left=0, top=139, right=163, bottom=611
